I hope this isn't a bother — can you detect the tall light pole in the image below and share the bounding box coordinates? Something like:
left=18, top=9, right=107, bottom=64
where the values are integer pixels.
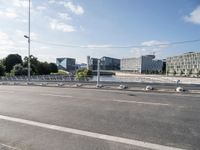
left=96, top=59, right=100, bottom=86
left=24, top=0, right=31, bottom=82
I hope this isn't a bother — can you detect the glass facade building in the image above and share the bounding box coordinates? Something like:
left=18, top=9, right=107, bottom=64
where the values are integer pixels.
left=56, top=58, right=76, bottom=72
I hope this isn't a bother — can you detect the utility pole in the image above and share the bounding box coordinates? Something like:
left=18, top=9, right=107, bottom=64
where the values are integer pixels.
left=97, top=59, right=100, bottom=86
left=26, top=0, right=31, bottom=82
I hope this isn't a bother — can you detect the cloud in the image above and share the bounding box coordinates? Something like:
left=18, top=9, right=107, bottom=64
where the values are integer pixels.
left=141, top=40, right=168, bottom=47
left=36, top=6, right=47, bottom=11
left=58, top=12, right=72, bottom=20
left=12, top=0, right=30, bottom=8
left=84, top=44, right=112, bottom=48
left=130, top=40, right=168, bottom=57
left=0, top=9, right=18, bottom=19
left=0, top=32, right=14, bottom=48
left=48, top=0, right=56, bottom=4
left=184, top=5, right=200, bottom=25
left=64, top=1, right=84, bottom=15
left=49, top=19, right=76, bottom=32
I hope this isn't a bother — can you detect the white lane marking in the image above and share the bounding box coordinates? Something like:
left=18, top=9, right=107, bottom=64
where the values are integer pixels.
left=41, top=93, right=173, bottom=107
left=0, top=115, right=185, bottom=150
left=40, top=94, right=73, bottom=98
left=0, top=91, right=14, bottom=94
left=0, top=143, right=20, bottom=150
left=112, top=99, right=170, bottom=106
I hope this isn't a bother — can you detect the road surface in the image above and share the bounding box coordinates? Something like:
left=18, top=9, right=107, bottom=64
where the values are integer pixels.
left=0, top=86, right=200, bottom=150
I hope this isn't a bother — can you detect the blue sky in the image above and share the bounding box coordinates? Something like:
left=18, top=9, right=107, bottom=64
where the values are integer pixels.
left=0, top=0, right=200, bottom=63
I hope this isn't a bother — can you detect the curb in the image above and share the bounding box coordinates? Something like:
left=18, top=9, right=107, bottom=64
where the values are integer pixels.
left=1, top=82, right=200, bottom=95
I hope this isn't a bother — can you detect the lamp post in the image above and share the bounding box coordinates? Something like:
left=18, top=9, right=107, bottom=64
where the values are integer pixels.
left=24, top=0, right=31, bottom=82
left=96, top=59, right=100, bottom=86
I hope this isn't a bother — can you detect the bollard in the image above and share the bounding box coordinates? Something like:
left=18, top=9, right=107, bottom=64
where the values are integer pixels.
left=146, top=85, right=153, bottom=91
left=118, top=85, right=128, bottom=89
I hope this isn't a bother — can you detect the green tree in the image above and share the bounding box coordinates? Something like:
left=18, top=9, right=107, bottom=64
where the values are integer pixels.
left=11, top=64, right=27, bottom=76
left=75, top=69, right=92, bottom=81
left=23, top=55, right=40, bottom=75
left=49, top=63, right=58, bottom=73
left=0, top=63, right=5, bottom=76
left=37, top=62, right=51, bottom=75
left=3, top=54, right=23, bottom=73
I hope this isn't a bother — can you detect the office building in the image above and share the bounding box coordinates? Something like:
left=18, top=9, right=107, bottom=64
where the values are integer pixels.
left=121, top=55, right=163, bottom=73
left=100, top=56, right=120, bottom=70
left=166, top=52, right=200, bottom=76
left=87, top=56, right=120, bottom=71
left=56, top=58, right=76, bottom=72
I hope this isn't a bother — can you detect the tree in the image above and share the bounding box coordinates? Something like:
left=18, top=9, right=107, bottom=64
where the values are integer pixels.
left=3, top=54, right=23, bottom=73
left=49, top=63, right=58, bottom=73
left=37, top=62, right=51, bottom=75
left=75, top=69, right=92, bottom=81
left=11, top=64, right=27, bottom=76
left=23, top=55, right=40, bottom=75
left=0, top=63, right=5, bottom=76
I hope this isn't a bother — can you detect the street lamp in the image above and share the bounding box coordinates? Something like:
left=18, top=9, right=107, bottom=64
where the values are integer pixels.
left=96, top=59, right=100, bottom=86
left=24, top=0, right=31, bottom=82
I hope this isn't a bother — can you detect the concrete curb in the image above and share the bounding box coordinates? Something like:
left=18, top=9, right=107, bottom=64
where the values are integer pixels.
left=0, top=82, right=200, bottom=94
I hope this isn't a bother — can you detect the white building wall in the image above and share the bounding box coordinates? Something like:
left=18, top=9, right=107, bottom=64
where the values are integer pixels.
left=120, top=57, right=142, bottom=73
left=121, top=55, right=163, bottom=73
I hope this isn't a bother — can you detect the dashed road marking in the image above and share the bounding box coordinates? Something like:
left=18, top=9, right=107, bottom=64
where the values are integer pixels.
left=40, top=94, right=73, bottom=98
left=0, top=91, right=14, bottom=94
left=41, top=93, right=176, bottom=107
left=112, top=99, right=170, bottom=106
left=0, top=115, right=185, bottom=150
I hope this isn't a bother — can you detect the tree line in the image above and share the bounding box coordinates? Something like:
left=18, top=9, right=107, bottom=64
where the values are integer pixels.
left=0, top=54, right=58, bottom=76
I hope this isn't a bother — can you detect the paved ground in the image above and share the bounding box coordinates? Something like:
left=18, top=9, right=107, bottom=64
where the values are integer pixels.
left=0, top=86, right=200, bottom=150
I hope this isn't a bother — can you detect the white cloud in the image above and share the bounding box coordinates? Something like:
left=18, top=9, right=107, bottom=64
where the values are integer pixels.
left=64, top=1, right=84, bottom=15
left=184, top=5, right=200, bottom=25
left=84, top=44, right=112, bottom=48
left=12, top=0, right=30, bottom=8
left=0, top=32, right=14, bottom=47
left=131, top=40, right=168, bottom=57
left=48, top=0, right=56, bottom=4
left=58, top=12, right=72, bottom=20
left=141, top=40, right=168, bottom=47
left=49, top=19, right=76, bottom=32
left=36, top=6, right=47, bottom=11
left=0, top=9, right=18, bottom=19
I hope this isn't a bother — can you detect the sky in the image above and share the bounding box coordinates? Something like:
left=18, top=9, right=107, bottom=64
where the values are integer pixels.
left=0, top=0, right=200, bottom=63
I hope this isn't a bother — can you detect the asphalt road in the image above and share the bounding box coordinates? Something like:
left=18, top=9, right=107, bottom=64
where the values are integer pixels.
left=0, top=86, right=200, bottom=150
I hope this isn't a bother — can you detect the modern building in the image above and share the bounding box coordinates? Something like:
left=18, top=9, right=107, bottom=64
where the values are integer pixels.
left=121, top=55, right=163, bottom=74
left=87, top=57, right=98, bottom=70
left=87, top=56, right=120, bottom=71
left=76, top=63, right=87, bottom=70
left=100, top=56, right=120, bottom=70
left=166, top=52, right=200, bottom=76
left=56, top=58, right=76, bottom=72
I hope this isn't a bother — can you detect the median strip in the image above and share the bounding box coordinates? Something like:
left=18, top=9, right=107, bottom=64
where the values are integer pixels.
left=0, top=115, right=185, bottom=150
